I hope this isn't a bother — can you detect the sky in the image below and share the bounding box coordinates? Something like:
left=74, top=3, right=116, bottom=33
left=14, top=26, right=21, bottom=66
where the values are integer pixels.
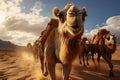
left=0, top=0, right=120, bottom=46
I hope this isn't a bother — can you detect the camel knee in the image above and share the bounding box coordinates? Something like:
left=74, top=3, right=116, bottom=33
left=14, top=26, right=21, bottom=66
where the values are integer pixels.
left=91, top=54, right=95, bottom=63
left=109, top=63, right=113, bottom=69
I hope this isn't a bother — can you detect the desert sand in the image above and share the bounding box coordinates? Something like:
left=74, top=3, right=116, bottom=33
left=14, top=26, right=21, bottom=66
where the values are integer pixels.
left=0, top=45, right=120, bottom=80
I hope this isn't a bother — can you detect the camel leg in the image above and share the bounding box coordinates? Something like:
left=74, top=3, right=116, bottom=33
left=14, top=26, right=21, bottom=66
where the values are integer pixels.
left=97, top=53, right=101, bottom=64
left=40, top=55, right=48, bottom=76
left=40, top=54, right=44, bottom=73
left=40, top=47, right=48, bottom=76
left=79, top=56, right=82, bottom=64
left=48, top=63, right=56, bottom=80
left=86, top=53, right=89, bottom=66
left=108, top=54, right=114, bottom=77
left=82, top=54, right=86, bottom=66
left=63, top=64, right=71, bottom=80
left=41, top=57, right=48, bottom=76
left=91, top=52, right=95, bottom=64
left=102, top=53, right=114, bottom=77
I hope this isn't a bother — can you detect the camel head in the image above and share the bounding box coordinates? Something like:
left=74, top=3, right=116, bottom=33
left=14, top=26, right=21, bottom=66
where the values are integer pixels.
left=52, top=4, right=87, bottom=38
left=26, top=43, right=32, bottom=48
left=103, top=33, right=116, bottom=53
left=81, top=37, right=90, bottom=51
left=81, top=37, right=89, bottom=44
left=26, top=43, right=33, bottom=51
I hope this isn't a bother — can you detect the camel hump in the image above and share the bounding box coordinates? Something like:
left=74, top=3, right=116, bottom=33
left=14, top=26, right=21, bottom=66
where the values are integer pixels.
left=40, top=18, right=59, bottom=50
left=98, top=29, right=110, bottom=35
left=44, top=18, right=58, bottom=38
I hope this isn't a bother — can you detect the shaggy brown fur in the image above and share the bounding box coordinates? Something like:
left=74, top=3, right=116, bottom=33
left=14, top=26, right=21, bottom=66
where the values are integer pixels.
left=90, top=29, right=110, bottom=63
left=91, top=29, right=116, bottom=77
left=79, top=37, right=90, bottom=66
left=99, top=33, right=116, bottom=77
left=41, top=4, right=87, bottom=80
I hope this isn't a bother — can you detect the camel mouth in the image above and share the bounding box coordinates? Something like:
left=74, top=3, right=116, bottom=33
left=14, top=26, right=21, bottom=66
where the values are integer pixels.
left=69, top=25, right=81, bottom=33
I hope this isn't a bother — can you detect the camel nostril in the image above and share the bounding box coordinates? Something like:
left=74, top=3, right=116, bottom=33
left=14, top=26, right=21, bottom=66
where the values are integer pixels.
left=109, top=43, right=112, bottom=46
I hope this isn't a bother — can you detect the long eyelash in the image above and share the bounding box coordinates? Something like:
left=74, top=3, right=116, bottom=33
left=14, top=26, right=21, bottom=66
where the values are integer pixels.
left=68, top=13, right=74, bottom=15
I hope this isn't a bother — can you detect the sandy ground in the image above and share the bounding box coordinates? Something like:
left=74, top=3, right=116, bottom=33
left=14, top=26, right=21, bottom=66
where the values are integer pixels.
left=0, top=45, right=120, bottom=80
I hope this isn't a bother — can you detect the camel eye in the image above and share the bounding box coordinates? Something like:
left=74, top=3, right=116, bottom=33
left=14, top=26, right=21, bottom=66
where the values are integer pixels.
left=107, top=37, right=110, bottom=40
left=68, top=12, right=74, bottom=16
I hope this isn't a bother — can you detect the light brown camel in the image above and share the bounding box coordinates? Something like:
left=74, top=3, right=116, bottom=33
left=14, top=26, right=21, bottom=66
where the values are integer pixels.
left=41, top=4, right=87, bottom=80
left=33, top=38, right=41, bottom=61
left=79, top=37, right=90, bottom=66
left=90, top=29, right=116, bottom=77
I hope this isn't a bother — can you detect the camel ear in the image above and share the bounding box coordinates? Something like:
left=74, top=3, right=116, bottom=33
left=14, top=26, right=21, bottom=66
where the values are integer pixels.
left=82, top=7, right=87, bottom=21
left=82, top=7, right=87, bottom=13
left=52, top=7, right=60, bottom=17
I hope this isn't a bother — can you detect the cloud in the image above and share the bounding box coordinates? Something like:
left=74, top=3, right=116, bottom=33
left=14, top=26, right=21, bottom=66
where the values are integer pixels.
left=6, top=31, right=38, bottom=46
left=31, top=1, right=45, bottom=15
left=84, top=15, right=120, bottom=43
left=0, top=0, right=49, bottom=46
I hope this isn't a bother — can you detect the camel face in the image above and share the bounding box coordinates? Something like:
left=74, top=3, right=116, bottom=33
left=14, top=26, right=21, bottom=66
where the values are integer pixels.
left=104, top=34, right=116, bottom=49
left=66, top=5, right=84, bottom=33
left=66, top=5, right=85, bottom=35
left=53, top=4, right=87, bottom=36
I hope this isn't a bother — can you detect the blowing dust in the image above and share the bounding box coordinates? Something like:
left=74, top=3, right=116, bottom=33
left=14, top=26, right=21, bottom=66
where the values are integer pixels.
left=0, top=49, right=49, bottom=80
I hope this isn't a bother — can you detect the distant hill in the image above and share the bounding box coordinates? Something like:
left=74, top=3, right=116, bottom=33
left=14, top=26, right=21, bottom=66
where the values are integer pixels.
left=0, top=39, right=28, bottom=52
left=0, top=39, right=18, bottom=50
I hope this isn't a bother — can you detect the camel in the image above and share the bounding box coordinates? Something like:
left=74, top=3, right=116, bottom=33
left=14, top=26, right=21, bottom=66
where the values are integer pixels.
left=31, top=18, right=59, bottom=71
left=90, top=29, right=116, bottom=77
left=98, top=32, right=116, bottom=77
left=26, top=43, right=32, bottom=50
left=41, top=4, right=87, bottom=80
left=32, top=39, right=41, bottom=61
left=90, top=29, right=110, bottom=63
left=79, top=37, right=90, bottom=66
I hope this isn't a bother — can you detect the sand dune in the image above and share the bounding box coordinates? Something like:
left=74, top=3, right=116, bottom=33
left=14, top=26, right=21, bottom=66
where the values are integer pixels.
left=0, top=46, right=120, bottom=80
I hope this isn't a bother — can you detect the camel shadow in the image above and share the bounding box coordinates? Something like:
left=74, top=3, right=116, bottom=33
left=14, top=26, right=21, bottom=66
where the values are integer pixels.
left=70, top=63, right=120, bottom=80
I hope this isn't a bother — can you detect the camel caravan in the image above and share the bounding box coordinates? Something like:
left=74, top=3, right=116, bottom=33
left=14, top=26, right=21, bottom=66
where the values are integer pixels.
left=26, top=3, right=116, bottom=80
